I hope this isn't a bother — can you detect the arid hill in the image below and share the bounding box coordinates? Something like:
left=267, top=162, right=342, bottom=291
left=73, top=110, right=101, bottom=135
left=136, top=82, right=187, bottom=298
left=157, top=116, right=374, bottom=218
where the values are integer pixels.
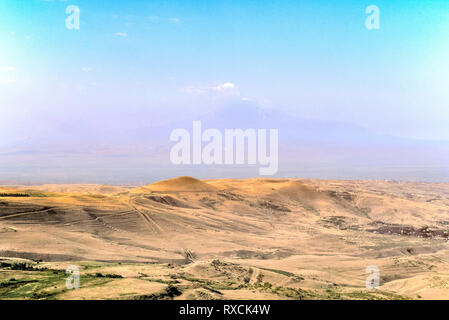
left=133, top=176, right=219, bottom=193
left=1, top=177, right=449, bottom=299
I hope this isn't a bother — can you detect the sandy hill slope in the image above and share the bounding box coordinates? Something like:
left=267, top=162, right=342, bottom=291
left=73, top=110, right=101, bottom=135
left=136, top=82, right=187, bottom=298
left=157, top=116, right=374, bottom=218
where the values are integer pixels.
left=33, top=184, right=132, bottom=195
left=133, top=176, right=219, bottom=193
left=1, top=177, right=449, bottom=299
left=0, top=184, right=131, bottom=195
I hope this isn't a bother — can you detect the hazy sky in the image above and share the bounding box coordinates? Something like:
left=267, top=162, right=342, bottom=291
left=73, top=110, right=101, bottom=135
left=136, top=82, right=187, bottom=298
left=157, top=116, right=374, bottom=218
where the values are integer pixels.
left=0, top=0, right=449, bottom=183
left=1, top=0, right=448, bottom=141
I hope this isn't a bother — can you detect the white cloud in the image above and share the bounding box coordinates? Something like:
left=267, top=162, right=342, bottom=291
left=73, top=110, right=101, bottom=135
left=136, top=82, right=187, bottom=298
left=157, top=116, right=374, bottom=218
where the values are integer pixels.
left=81, top=67, right=92, bottom=72
left=115, top=32, right=128, bottom=37
left=148, top=16, right=160, bottom=22
left=0, top=66, right=15, bottom=72
left=214, top=82, right=236, bottom=91
left=181, top=82, right=240, bottom=97
left=0, top=78, right=16, bottom=85
left=169, top=17, right=180, bottom=23
left=180, top=85, right=207, bottom=95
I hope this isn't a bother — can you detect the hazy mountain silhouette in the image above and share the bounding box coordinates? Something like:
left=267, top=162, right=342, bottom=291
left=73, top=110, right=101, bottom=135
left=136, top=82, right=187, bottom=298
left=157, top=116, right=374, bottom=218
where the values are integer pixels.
left=1, top=100, right=449, bottom=183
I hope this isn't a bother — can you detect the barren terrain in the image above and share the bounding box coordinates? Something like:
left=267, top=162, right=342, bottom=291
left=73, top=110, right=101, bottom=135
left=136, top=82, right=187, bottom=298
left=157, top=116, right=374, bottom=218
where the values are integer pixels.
left=1, top=176, right=449, bottom=299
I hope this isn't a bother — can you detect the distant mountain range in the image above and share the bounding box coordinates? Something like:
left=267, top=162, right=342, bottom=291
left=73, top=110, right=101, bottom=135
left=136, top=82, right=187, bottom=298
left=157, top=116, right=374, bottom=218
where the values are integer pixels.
left=1, top=100, right=448, bottom=183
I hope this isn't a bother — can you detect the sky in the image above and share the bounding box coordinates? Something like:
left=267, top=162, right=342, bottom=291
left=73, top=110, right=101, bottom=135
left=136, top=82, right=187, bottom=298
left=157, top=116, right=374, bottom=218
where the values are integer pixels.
left=0, top=0, right=448, bottom=183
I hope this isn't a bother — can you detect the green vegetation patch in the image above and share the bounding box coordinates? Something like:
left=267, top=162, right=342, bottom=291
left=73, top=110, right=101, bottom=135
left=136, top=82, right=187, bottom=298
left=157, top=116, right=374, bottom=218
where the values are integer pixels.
left=0, top=265, right=114, bottom=300
left=0, top=193, right=30, bottom=197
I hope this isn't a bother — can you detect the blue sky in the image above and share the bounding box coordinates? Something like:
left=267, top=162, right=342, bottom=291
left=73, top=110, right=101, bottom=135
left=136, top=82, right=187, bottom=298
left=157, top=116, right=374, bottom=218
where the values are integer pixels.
left=1, top=0, right=448, bottom=139
left=0, top=0, right=449, bottom=182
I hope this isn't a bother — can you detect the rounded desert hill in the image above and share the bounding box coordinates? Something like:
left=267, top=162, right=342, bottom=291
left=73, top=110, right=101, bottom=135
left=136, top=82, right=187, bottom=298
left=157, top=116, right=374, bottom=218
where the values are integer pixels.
left=133, top=176, right=219, bottom=193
